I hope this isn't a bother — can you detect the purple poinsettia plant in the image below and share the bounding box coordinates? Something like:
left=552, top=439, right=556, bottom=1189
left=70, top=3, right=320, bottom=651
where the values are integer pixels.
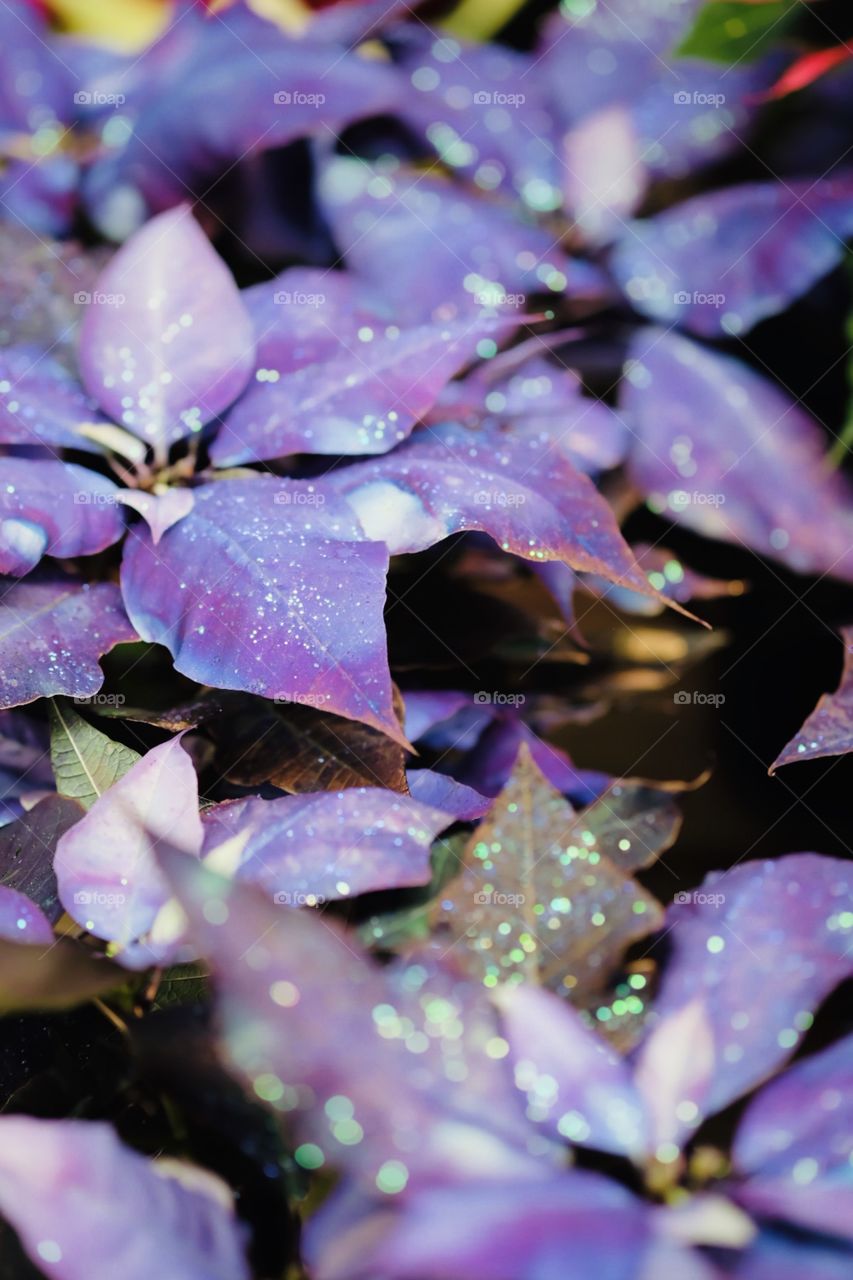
left=0, top=0, right=853, bottom=1276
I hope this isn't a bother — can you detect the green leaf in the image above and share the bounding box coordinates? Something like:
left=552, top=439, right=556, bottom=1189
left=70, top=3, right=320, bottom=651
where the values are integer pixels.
left=427, top=744, right=664, bottom=994
left=828, top=251, right=853, bottom=468
left=49, top=699, right=141, bottom=809
left=152, top=962, right=210, bottom=1011
left=675, top=0, right=799, bottom=63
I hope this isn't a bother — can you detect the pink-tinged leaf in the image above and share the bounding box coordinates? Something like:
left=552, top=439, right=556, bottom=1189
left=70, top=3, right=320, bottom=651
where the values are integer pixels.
left=211, top=314, right=515, bottom=465
left=115, top=489, right=195, bottom=545
left=0, top=458, right=124, bottom=577
left=633, top=998, right=716, bottom=1151
left=319, top=159, right=606, bottom=325
left=0, top=1116, right=249, bottom=1280
left=497, top=984, right=648, bottom=1159
left=0, top=884, right=54, bottom=945
left=623, top=328, right=853, bottom=582
left=160, top=854, right=553, bottom=1187
left=563, top=105, right=647, bottom=246
left=406, top=769, right=492, bottom=822
left=634, top=854, right=853, bottom=1137
left=771, top=627, right=853, bottom=770
left=612, top=178, right=853, bottom=336
left=762, top=45, right=853, bottom=100
left=0, top=574, right=137, bottom=710
left=328, top=420, right=666, bottom=602
left=201, top=787, right=451, bottom=902
left=305, top=1174, right=681, bottom=1280
left=0, top=346, right=108, bottom=452
left=78, top=206, right=256, bottom=454
left=119, top=477, right=403, bottom=743
left=55, top=736, right=203, bottom=968
left=732, top=1031, right=853, bottom=1241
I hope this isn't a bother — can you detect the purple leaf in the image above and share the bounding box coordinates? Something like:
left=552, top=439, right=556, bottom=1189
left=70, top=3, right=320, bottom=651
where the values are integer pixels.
left=539, top=3, right=769, bottom=238
left=391, top=29, right=562, bottom=208
left=0, top=710, right=54, bottom=823
left=403, top=690, right=479, bottom=745
left=0, top=346, right=108, bottom=452
left=305, top=1173, right=674, bottom=1280
left=82, top=8, right=400, bottom=236
left=732, top=1032, right=853, bottom=1241
left=0, top=1116, right=249, bottom=1280
left=201, top=787, right=451, bottom=902
left=0, top=573, right=137, bottom=710
left=732, top=1235, right=853, bottom=1280
left=161, top=855, right=553, bottom=1187
left=497, top=983, right=649, bottom=1159
left=612, top=178, right=853, bottom=336
left=771, top=627, right=853, bottom=770
left=428, top=351, right=629, bottom=474
left=406, top=769, right=492, bottom=822
left=327, top=419, right=668, bottom=602
left=0, top=458, right=124, bottom=577
left=240, top=267, right=387, bottom=374
left=78, top=207, right=256, bottom=455
left=455, top=715, right=609, bottom=806
left=580, top=543, right=745, bottom=618
left=633, top=854, right=853, bottom=1146
left=55, top=736, right=203, bottom=968
left=115, top=489, right=195, bottom=545
left=319, top=158, right=606, bottom=325
left=119, top=477, right=404, bottom=743
left=211, top=313, right=515, bottom=465
left=622, top=328, right=853, bottom=582
left=0, top=884, right=53, bottom=945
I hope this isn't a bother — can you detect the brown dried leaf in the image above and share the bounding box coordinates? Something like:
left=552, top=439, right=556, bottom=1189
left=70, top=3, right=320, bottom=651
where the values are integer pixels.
left=428, top=743, right=663, bottom=997
left=209, top=691, right=409, bottom=795
left=0, top=794, right=85, bottom=923
left=0, top=937, right=124, bottom=1013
